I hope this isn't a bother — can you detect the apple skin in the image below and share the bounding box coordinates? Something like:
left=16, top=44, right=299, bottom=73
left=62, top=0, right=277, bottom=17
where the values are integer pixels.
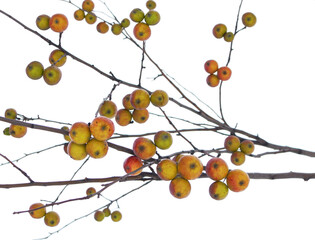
left=146, top=0, right=156, bottom=10
left=44, top=211, right=60, bottom=227
left=97, top=22, right=109, bottom=33
left=169, top=176, right=191, bottom=199
left=154, top=130, right=172, bottom=150
left=5, top=108, right=17, bottom=119
left=90, top=116, right=115, bottom=141
left=224, top=135, right=240, bottom=152
left=86, top=138, right=108, bottom=159
left=209, top=181, right=229, bottom=200
left=49, top=49, right=67, bottom=67
left=177, top=155, right=203, bottom=180
left=9, top=124, right=27, bottom=138
left=144, top=10, right=160, bottom=25
left=123, top=156, right=143, bottom=176
left=86, top=187, right=96, bottom=196
left=115, top=109, right=132, bottom=126
left=122, top=94, right=134, bottom=110
left=156, top=159, right=177, bottom=180
left=111, top=210, right=122, bottom=222
left=150, top=90, right=169, bottom=107
left=74, top=9, right=85, bottom=21
left=226, top=169, right=250, bottom=192
left=94, top=211, right=105, bottom=222
left=85, top=12, right=97, bottom=25
left=49, top=13, right=68, bottom=32
left=133, top=137, right=156, bottom=160
left=98, top=100, right=117, bottom=119
left=242, top=12, right=257, bottom=27
left=217, top=66, right=232, bottom=81
left=82, top=0, right=94, bottom=12
left=206, top=74, right=220, bottom=87
left=204, top=60, right=218, bottom=74
left=133, top=22, right=151, bottom=41
left=132, top=109, right=149, bottom=123
left=67, top=141, right=87, bottom=160
left=205, top=157, right=229, bottom=181
left=130, top=8, right=145, bottom=22
left=231, top=151, right=246, bottom=166
left=212, top=23, right=227, bottom=38
left=43, top=66, right=62, bottom=85
left=36, top=14, right=50, bottom=30
left=240, top=140, right=255, bottom=155
left=69, top=122, right=91, bottom=144
left=103, top=208, right=111, bottom=217
left=130, top=89, right=150, bottom=110
left=26, top=61, right=44, bottom=80
left=29, top=203, right=46, bottom=219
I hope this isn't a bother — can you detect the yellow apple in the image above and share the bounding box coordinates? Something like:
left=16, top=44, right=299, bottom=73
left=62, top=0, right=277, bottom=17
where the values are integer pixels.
left=44, top=211, right=60, bottom=227
left=86, top=138, right=108, bottom=159
left=156, top=159, right=177, bottom=180
left=154, top=130, right=172, bottom=150
left=69, top=122, right=91, bottom=144
left=169, top=176, right=191, bottom=199
left=29, top=203, right=46, bottom=219
left=26, top=61, right=44, bottom=80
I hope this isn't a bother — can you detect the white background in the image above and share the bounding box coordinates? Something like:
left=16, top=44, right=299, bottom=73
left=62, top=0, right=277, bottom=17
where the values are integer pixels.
left=1, top=0, right=315, bottom=239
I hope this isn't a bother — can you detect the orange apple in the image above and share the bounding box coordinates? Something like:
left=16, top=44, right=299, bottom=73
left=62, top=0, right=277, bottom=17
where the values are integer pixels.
left=122, top=94, right=134, bottom=110
left=130, top=89, right=150, bottom=110
left=150, top=90, right=169, bottom=107
left=86, top=187, right=96, bottom=196
left=204, top=60, right=218, bottom=74
left=86, top=138, right=108, bottom=159
left=97, top=22, right=109, bottom=34
left=177, top=155, right=203, bottom=180
left=29, top=203, right=46, bottom=219
left=217, top=66, right=232, bottom=81
left=133, top=22, right=151, bottom=41
left=49, top=13, right=68, bottom=32
left=132, top=109, right=149, bottom=123
left=205, top=157, right=229, bottom=181
left=9, top=124, right=27, bottom=138
left=209, top=181, right=229, bottom=200
left=123, top=156, right=143, bottom=176
left=44, top=211, right=60, bottom=227
left=133, top=137, right=156, bottom=160
left=98, top=100, right=117, bottom=119
left=90, top=116, right=115, bottom=141
left=154, top=130, right=172, bottom=150
left=169, top=176, right=191, bottom=199
left=67, top=141, right=87, bottom=160
left=226, top=169, right=250, bottom=192
left=82, top=0, right=94, bottom=12
left=231, top=151, right=246, bottom=166
left=240, top=139, right=255, bottom=155
left=224, top=135, right=240, bottom=152
left=212, top=23, right=227, bottom=38
left=115, top=109, right=132, bottom=126
left=69, top=122, right=91, bottom=144
left=156, top=159, right=177, bottom=180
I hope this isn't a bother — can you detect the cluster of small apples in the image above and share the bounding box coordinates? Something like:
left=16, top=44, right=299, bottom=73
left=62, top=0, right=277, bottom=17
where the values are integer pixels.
left=129, top=0, right=160, bottom=41
left=86, top=187, right=122, bottom=222
left=62, top=116, right=114, bottom=160
left=204, top=59, right=232, bottom=87
left=29, top=203, right=60, bottom=227
left=25, top=48, right=67, bottom=86
left=212, top=12, right=257, bottom=41
left=2, top=108, right=28, bottom=138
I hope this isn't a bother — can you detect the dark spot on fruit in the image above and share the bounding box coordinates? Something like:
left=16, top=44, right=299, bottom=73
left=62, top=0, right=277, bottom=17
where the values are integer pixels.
left=55, top=19, right=59, bottom=24
left=139, top=146, right=145, bottom=152
left=158, top=97, right=162, bottom=101
left=141, top=116, right=146, bottom=120
left=213, top=163, right=219, bottom=169
left=48, top=72, right=53, bottom=77
left=95, top=151, right=100, bottom=156
left=176, top=192, right=181, bottom=197
left=235, top=158, right=239, bottom=162
left=214, top=194, right=219, bottom=199
left=101, top=126, right=106, bottom=131
left=223, top=70, right=227, bottom=75
left=136, top=99, right=141, bottom=104
left=239, top=180, right=245, bottom=186
left=106, top=110, right=111, bottom=114
left=72, top=131, right=76, bottom=136
left=50, top=220, right=55, bottom=225
left=190, top=163, right=196, bottom=169
left=139, top=32, right=144, bottom=36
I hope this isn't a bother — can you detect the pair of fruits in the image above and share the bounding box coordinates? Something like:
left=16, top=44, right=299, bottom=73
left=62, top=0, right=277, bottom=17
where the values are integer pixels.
left=115, top=89, right=169, bottom=127
left=3, top=108, right=27, bottom=138
left=29, top=203, right=60, bottom=227
left=204, top=59, right=232, bottom=87
left=36, top=13, right=68, bottom=33
left=64, top=116, right=114, bottom=160
left=130, top=0, right=160, bottom=41
left=26, top=48, right=67, bottom=86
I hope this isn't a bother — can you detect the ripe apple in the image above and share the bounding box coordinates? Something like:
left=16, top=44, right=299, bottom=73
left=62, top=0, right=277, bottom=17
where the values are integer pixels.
left=212, top=23, right=227, bottom=38
left=217, top=66, right=232, bottom=81
left=44, top=211, right=60, bottom=227
left=156, top=159, right=177, bottom=180
left=90, top=116, right=115, bottom=141
left=133, top=137, right=156, bottom=160
left=85, top=12, right=97, bottom=24
left=231, top=151, right=246, bottom=166
left=49, top=13, right=68, bottom=32
left=177, top=155, right=203, bottom=180
left=82, top=0, right=94, bottom=12
left=224, top=135, right=240, bottom=152
left=26, top=61, right=44, bottom=80
left=111, top=24, right=123, bottom=35
left=146, top=0, right=156, bottom=10
left=154, top=130, right=172, bottom=150
left=130, top=8, right=145, bottom=22
left=103, top=208, right=111, bottom=217
left=36, top=14, right=50, bottom=30
left=205, top=157, right=229, bottom=181
left=226, top=169, right=250, bottom=192
left=74, top=9, right=85, bottom=21
left=94, top=210, right=105, bottom=222
left=150, top=90, right=169, bottom=107
left=86, top=187, right=96, bottom=196
left=9, top=124, right=27, bottom=138
left=240, top=139, right=255, bottom=155
left=97, top=22, right=109, bottom=34
left=111, top=210, right=122, bottom=222
left=123, top=156, right=143, bottom=176
left=67, top=141, right=87, bottom=160
left=130, top=89, right=150, bottom=110
left=145, top=10, right=160, bottom=25
left=224, top=32, right=234, bottom=42
left=133, top=22, right=151, bottom=41
left=69, top=122, right=91, bottom=144
left=209, top=181, right=229, bottom=200
left=49, top=49, right=67, bottom=67
left=206, top=74, right=220, bottom=87
left=43, top=66, right=62, bottom=85
left=204, top=60, right=218, bottom=74
left=115, top=109, right=132, bottom=126
left=132, top=109, right=149, bottom=124
left=5, top=108, right=17, bottom=119
left=121, top=18, right=130, bottom=28
left=169, top=176, right=191, bottom=199
left=86, top=138, right=108, bottom=159
left=98, top=100, right=117, bottom=119
left=122, top=94, right=134, bottom=110
left=29, top=203, right=46, bottom=219
left=242, top=12, right=257, bottom=27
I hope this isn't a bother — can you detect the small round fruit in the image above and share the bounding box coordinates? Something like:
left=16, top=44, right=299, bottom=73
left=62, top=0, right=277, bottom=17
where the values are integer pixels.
left=90, top=116, right=115, bottom=141
left=103, top=208, right=111, bottom=217
left=156, top=159, right=177, bottom=180
left=97, top=22, right=109, bottom=33
left=85, top=12, right=97, bottom=24
left=133, top=22, right=151, bottom=41
left=111, top=23, right=123, bottom=35
left=130, top=89, right=150, bottom=110
left=86, top=138, right=109, bottom=159
left=209, top=181, right=229, bottom=200
left=132, top=109, right=149, bottom=124
left=242, top=12, right=257, bottom=27
left=94, top=211, right=105, bottom=222
left=130, top=8, right=145, bottom=22
left=226, top=169, right=250, bottom=192
left=217, top=66, right=232, bottom=81
left=206, top=74, right=220, bottom=87
left=36, top=14, right=50, bottom=30
left=123, top=156, right=143, bottom=176
left=5, top=108, right=17, bottom=119
left=231, top=151, right=246, bottom=166
left=86, top=187, right=96, bottom=196
left=224, top=32, right=234, bottom=42
left=178, top=155, right=203, bottom=180
left=240, top=140, right=255, bottom=155
left=115, top=109, right=132, bottom=126
left=49, top=49, right=67, bottom=67
left=205, top=157, right=229, bottom=181
left=146, top=0, right=156, bottom=10
left=204, top=60, right=218, bottom=74
left=212, top=23, right=227, bottom=38
left=82, top=0, right=95, bottom=12
left=69, top=122, right=91, bottom=144
left=3, top=127, right=10, bottom=136
left=26, top=61, right=44, bottom=80
left=224, top=135, right=240, bottom=152
left=121, top=18, right=130, bottom=28
left=44, top=211, right=60, bottom=227
left=29, top=203, right=46, bottom=219
left=144, top=10, right=160, bottom=25
left=43, top=66, right=62, bottom=85
left=154, top=130, right=173, bottom=150
left=98, top=100, right=117, bottom=118
left=133, top=137, right=156, bottom=160
left=122, top=94, right=134, bottom=110
left=67, top=141, right=87, bottom=160
left=150, top=90, right=169, bottom=107
left=49, top=14, right=68, bottom=32
left=111, top=210, right=122, bottom=222
left=169, top=176, right=191, bottom=199
left=74, top=9, right=85, bottom=21
left=9, top=124, right=27, bottom=138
